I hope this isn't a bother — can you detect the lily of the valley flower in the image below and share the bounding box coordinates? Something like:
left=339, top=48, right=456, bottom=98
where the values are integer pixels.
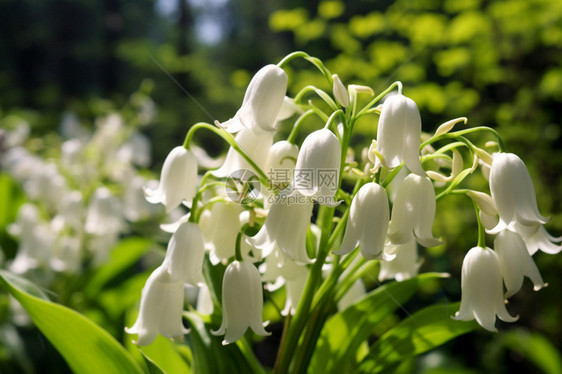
left=387, top=174, right=441, bottom=248
left=162, top=221, right=206, bottom=285
left=495, top=229, right=546, bottom=298
left=453, top=246, right=518, bottom=332
left=220, top=64, right=288, bottom=134
left=199, top=201, right=248, bottom=265
left=488, top=152, right=548, bottom=232
left=247, top=190, right=313, bottom=264
left=334, top=182, right=391, bottom=260
left=211, top=261, right=270, bottom=345
left=145, top=146, right=198, bottom=212
left=293, top=129, right=341, bottom=204
left=125, top=266, right=188, bottom=345
left=372, top=94, right=425, bottom=176
left=488, top=152, right=561, bottom=254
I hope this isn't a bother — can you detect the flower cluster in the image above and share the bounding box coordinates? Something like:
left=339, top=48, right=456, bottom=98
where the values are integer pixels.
left=124, top=53, right=559, bottom=349
left=1, top=95, right=159, bottom=285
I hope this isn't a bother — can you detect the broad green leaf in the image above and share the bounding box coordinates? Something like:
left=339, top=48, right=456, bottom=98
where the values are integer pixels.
left=501, top=330, right=562, bottom=374
left=0, top=270, right=144, bottom=374
left=139, top=350, right=166, bottom=374
left=138, top=335, right=191, bottom=374
left=85, top=237, right=155, bottom=297
left=310, top=272, right=449, bottom=373
left=358, top=302, right=478, bottom=373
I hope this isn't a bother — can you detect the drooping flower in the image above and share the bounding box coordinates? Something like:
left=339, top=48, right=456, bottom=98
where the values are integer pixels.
left=378, top=239, right=422, bottom=282
left=488, top=152, right=561, bottom=254
left=161, top=221, right=205, bottom=285
left=211, top=261, right=270, bottom=345
left=372, top=94, right=425, bottom=176
left=488, top=153, right=548, bottom=232
left=453, top=246, right=518, bottom=332
left=144, top=146, right=198, bottom=212
left=220, top=64, right=288, bottom=134
left=125, top=266, right=187, bottom=345
left=387, top=174, right=441, bottom=248
left=333, top=182, right=391, bottom=260
left=494, top=229, right=546, bottom=298
left=199, top=201, right=249, bottom=265
left=247, top=190, right=313, bottom=264
left=293, top=129, right=341, bottom=204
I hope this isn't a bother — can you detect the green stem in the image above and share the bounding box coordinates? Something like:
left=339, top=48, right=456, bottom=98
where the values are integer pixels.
left=356, top=81, right=402, bottom=118
left=277, top=51, right=333, bottom=85
left=287, top=109, right=315, bottom=144
left=473, top=200, right=486, bottom=248
left=182, top=122, right=269, bottom=183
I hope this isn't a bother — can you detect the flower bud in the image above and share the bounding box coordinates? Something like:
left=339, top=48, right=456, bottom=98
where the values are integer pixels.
left=332, top=74, right=349, bottom=107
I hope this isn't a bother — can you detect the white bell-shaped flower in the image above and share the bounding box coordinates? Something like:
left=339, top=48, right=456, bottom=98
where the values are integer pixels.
left=373, top=94, right=425, bottom=175
left=212, top=127, right=274, bottom=178
left=125, top=266, right=187, bottom=346
left=488, top=152, right=549, bottom=232
left=387, top=174, right=441, bottom=247
left=162, top=221, right=205, bottom=285
left=495, top=229, right=546, bottom=298
left=378, top=239, right=422, bottom=282
left=488, top=152, right=561, bottom=254
left=453, top=246, right=518, bottom=332
left=221, top=64, right=288, bottom=134
left=145, top=146, right=198, bottom=212
left=266, top=140, right=299, bottom=189
left=199, top=201, right=248, bottom=265
left=85, top=187, right=124, bottom=235
left=293, top=129, right=341, bottom=204
left=211, top=261, right=270, bottom=345
left=333, top=182, right=391, bottom=260
left=247, top=190, right=313, bottom=264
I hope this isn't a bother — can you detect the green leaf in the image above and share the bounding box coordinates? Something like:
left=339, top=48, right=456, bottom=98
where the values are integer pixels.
left=0, top=269, right=144, bottom=374
left=501, top=330, right=562, bottom=374
left=358, top=302, right=478, bottom=373
left=139, top=350, right=166, bottom=374
left=85, top=237, right=155, bottom=297
left=138, top=335, right=192, bottom=374
left=310, top=272, right=449, bottom=373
